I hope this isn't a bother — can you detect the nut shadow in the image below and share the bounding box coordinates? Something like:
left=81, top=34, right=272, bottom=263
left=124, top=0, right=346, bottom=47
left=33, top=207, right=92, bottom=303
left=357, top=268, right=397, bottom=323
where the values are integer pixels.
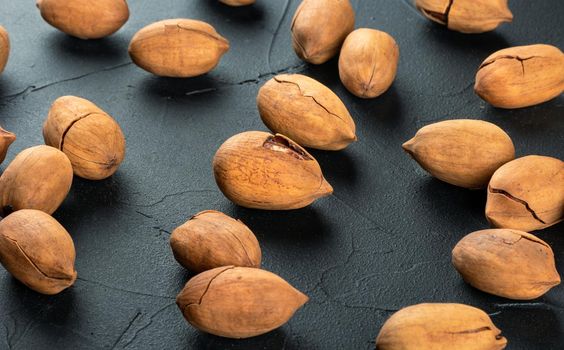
left=46, top=31, right=128, bottom=62
left=188, top=327, right=297, bottom=350
left=138, top=74, right=223, bottom=103
left=309, top=148, right=358, bottom=187
left=200, top=0, right=266, bottom=24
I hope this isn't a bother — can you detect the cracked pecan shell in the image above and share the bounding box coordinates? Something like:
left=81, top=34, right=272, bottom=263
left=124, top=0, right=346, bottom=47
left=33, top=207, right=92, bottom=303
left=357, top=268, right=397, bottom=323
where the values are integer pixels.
left=453, top=229, right=560, bottom=300
left=376, top=303, right=507, bottom=350
left=0, top=145, right=72, bottom=216
left=170, top=210, right=261, bottom=273
left=415, top=0, right=512, bottom=33
left=475, top=44, right=564, bottom=108
left=176, top=266, right=308, bottom=338
left=338, top=28, right=399, bottom=99
left=486, top=155, right=563, bottom=231
left=0, top=125, right=15, bottom=165
left=43, top=96, right=126, bottom=180
left=257, top=74, right=356, bottom=150
left=213, top=131, right=333, bottom=210
left=0, top=25, right=9, bottom=74
left=128, top=19, right=229, bottom=78
left=291, top=0, right=355, bottom=64
left=36, top=0, right=129, bottom=39
left=402, top=119, right=515, bottom=189
left=0, top=209, right=77, bottom=295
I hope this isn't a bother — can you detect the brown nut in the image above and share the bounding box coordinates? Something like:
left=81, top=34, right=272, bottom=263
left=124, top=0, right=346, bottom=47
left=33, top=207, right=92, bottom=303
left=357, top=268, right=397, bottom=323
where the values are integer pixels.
left=415, top=0, right=512, bottom=34
left=170, top=210, right=261, bottom=273
left=213, top=131, right=333, bottom=210
left=475, top=44, right=564, bottom=109
left=0, top=209, right=77, bottom=294
left=376, top=303, right=507, bottom=350
left=402, top=119, right=515, bottom=189
left=0, top=125, right=15, bottom=164
left=176, top=266, right=308, bottom=338
left=338, top=28, right=399, bottom=98
left=219, top=0, right=255, bottom=6
left=0, top=145, right=73, bottom=216
left=486, top=155, right=563, bottom=231
left=257, top=74, right=356, bottom=150
left=128, top=19, right=229, bottom=78
left=0, top=25, right=9, bottom=74
left=36, top=0, right=129, bottom=39
left=291, top=0, right=355, bottom=64
left=453, top=229, right=560, bottom=300
left=43, top=96, right=126, bottom=180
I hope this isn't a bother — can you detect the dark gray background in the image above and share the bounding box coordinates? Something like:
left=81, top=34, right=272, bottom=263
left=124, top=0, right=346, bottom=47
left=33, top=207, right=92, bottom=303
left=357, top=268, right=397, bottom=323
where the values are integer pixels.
left=0, top=0, right=563, bottom=349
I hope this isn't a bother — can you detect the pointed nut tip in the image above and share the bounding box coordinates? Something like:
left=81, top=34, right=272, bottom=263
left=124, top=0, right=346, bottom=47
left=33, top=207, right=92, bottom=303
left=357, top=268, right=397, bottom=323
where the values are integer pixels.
left=319, top=178, right=333, bottom=196
left=401, top=138, right=415, bottom=153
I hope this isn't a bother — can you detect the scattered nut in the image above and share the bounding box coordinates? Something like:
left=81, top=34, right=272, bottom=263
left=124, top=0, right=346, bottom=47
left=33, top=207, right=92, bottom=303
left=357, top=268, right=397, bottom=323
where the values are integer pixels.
left=291, top=0, right=355, bottom=64
left=376, top=303, right=507, bottom=350
left=213, top=131, right=333, bottom=210
left=0, top=25, right=9, bottom=74
left=170, top=210, right=261, bottom=273
left=128, top=19, right=229, bottom=78
left=257, top=74, right=356, bottom=150
left=0, top=209, right=77, bottom=295
left=402, top=119, right=515, bottom=189
left=486, top=155, right=563, bottom=231
left=0, top=126, right=15, bottom=164
left=415, top=0, right=512, bottom=33
left=43, top=96, right=126, bottom=180
left=338, top=28, right=399, bottom=98
left=475, top=44, right=564, bottom=108
left=219, top=0, right=255, bottom=6
left=176, top=266, right=308, bottom=338
left=36, top=0, right=129, bottom=39
left=0, top=145, right=73, bottom=216
left=453, top=229, right=560, bottom=300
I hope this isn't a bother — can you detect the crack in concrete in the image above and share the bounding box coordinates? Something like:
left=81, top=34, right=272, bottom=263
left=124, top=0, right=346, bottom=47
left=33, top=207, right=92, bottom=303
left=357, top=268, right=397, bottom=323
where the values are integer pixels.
left=76, top=277, right=175, bottom=300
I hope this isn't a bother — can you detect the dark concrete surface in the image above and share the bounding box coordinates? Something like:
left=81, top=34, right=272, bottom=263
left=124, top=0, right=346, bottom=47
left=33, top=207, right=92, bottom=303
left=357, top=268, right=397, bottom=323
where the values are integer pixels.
left=0, top=1, right=562, bottom=349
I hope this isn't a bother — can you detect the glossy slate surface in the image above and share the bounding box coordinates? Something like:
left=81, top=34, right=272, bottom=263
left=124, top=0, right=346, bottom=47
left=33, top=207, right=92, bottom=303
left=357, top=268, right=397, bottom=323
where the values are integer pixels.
left=0, top=1, right=562, bottom=349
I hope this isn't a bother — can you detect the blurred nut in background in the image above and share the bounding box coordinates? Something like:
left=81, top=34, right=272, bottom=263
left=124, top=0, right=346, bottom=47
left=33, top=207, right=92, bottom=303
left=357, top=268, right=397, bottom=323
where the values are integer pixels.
left=257, top=74, right=356, bottom=150
left=0, top=145, right=73, bottom=216
left=219, top=0, right=255, bottom=6
left=43, top=96, right=126, bottom=180
left=402, top=119, right=515, bottom=189
left=339, top=28, right=399, bottom=99
left=415, top=0, right=512, bottom=33
left=452, top=229, right=560, bottom=300
left=170, top=210, right=261, bottom=273
left=128, top=19, right=229, bottom=78
left=486, top=155, right=563, bottom=231
left=176, top=266, right=308, bottom=338
left=36, top=0, right=129, bottom=39
left=0, top=126, right=15, bottom=164
left=0, top=209, right=77, bottom=295
left=0, top=25, right=9, bottom=74
left=475, top=44, right=564, bottom=108
left=213, top=131, right=333, bottom=210
left=291, top=0, right=355, bottom=64
left=376, top=303, right=507, bottom=350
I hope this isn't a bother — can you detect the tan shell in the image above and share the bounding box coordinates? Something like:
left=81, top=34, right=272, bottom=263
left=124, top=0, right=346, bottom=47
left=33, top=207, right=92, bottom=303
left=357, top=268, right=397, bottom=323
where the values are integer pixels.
left=36, top=0, right=129, bottom=39
left=219, top=0, right=255, bottom=6
left=475, top=44, right=564, bottom=109
left=338, top=28, right=399, bottom=98
left=176, top=266, right=308, bottom=338
left=43, top=96, right=126, bottom=180
left=402, top=119, right=515, bottom=189
left=128, top=19, right=229, bottom=78
left=257, top=74, right=356, bottom=150
left=376, top=303, right=507, bottom=350
left=0, top=145, right=73, bottom=216
left=0, top=25, right=9, bottom=74
left=0, top=209, right=77, bottom=295
left=453, top=229, right=560, bottom=300
left=415, top=0, right=512, bottom=34
left=291, top=0, right=355, bottom=64
left=170, top=210, right=261, bottom=273
left=0, top=126, right=15, bottom=164
left=213, top=131, right=333, bottom=210
left=486, top=155, right=563, bottom=231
